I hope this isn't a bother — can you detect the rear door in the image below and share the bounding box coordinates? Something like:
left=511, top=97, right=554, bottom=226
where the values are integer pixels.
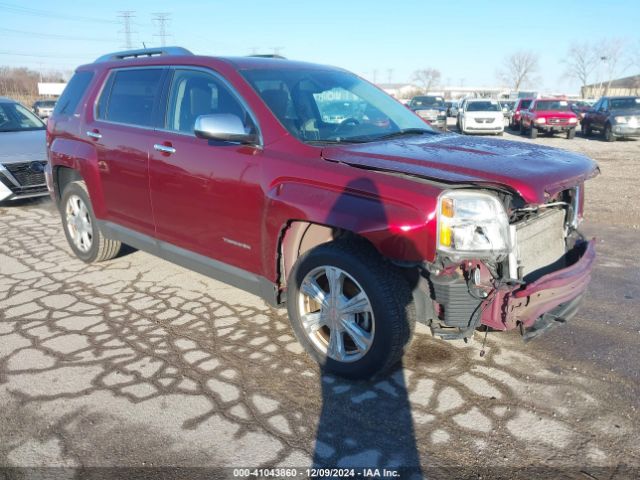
left=89, top=67, right=167, bottom=234
left=147, top=67, right=264, bottom=272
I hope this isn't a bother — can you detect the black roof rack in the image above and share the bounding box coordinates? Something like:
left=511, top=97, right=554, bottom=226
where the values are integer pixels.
left=248, top=54, right=287, bottom=59
left=94, top=46, right=193, bottom=63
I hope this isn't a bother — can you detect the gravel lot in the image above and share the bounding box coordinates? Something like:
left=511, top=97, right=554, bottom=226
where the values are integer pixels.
left=1, top=128, right=638, bottom=479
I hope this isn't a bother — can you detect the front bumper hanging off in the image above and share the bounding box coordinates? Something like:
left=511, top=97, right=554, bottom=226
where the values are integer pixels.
left=480, top=239, right=596, bottom=336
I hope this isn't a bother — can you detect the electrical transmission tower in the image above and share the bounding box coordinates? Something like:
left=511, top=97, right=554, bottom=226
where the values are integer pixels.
left=153, top=13, right=172, bottom=47
left=117, top=11, right=136, bottom=49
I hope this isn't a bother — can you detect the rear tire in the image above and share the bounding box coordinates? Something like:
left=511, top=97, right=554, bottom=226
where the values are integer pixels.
left=287, top=240, right=416, bottom=379
left=60, top=181, right=121, bottom=263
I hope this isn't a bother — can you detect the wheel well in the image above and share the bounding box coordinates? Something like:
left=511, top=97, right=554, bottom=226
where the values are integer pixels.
left=54, top=167, right=82, bottom=202
left=277, top=221, right=375, bottom=293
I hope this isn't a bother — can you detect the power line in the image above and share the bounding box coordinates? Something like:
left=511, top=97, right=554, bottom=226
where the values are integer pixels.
left=0, top=27, right=113, bottom=43
left=152, top=12, right=171, bottom=47
left=0, top=1, right=119, bottom=24
left=117, top=11, right=136, bottom=49
left=0, top=51, right=96, bottom=59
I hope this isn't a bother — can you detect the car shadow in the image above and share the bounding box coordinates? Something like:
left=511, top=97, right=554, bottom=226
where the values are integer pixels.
left=311, top=177, right=423, bottom=477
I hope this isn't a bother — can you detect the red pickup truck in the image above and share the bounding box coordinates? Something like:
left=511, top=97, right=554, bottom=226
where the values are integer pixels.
left=45, top=48, right=598, bottom=379
left=520, top=98, right=579, bottom=139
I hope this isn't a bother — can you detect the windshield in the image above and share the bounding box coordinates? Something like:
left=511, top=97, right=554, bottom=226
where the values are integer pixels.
left=241, top=68, right=434, bottom=143
left=535, top=100, right=570, bottom=111
left=0, top=102, right=45, bottom=132
left=411, top=96, right=444, bottom=108
left=610, top=98, right=640, bottom=110
left=519, top=99, right=532, bottom=109
left=466, top=101, right=500, bottom=112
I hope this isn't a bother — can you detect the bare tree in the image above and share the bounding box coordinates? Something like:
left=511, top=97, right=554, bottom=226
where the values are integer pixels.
left=411, top=68, right=441, bottom=93
left=498, top=50, right=539, bottom=91
left=598, top=38, right=627, bottom=94
left=564, top=42, right=599, bottom=87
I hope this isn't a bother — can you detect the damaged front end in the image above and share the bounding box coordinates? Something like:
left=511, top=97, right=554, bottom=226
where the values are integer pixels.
left=422, top=185, right=595, bottom=341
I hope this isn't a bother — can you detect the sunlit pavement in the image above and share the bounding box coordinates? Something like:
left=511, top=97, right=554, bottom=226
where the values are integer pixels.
left=0, top=192, right=638, bottom=477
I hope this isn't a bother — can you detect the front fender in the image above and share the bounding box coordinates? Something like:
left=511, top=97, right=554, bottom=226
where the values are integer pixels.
left=262, top=178, right=438, bottom=280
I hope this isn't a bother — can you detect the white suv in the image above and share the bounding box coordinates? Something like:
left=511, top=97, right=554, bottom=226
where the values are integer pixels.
left=458, top=99, right=504, bottom=135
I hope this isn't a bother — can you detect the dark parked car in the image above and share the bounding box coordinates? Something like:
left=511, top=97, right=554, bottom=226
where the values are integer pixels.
left=47, top=47, right=598, bottom=379
left=407, top=95, right=447, bottom=129
left=569, top=100, right=592, bottom=120
left=0, top=97, right=49, bottom=202
left=581, top=96, right=640, bottom=141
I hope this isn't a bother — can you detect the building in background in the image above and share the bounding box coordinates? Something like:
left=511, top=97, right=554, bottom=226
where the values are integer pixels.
left=581, top=74, right=640, bottom=98
left=37, top=82, right=67, bottom=97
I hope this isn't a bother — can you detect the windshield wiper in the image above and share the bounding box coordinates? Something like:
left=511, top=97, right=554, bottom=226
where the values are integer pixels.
left=305, top=138, right=369, bottom=145
left=371, top=128, right=438, bottom=141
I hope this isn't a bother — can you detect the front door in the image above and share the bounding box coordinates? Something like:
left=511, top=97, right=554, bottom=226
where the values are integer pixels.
left=148, top=68, right=264, bottom=273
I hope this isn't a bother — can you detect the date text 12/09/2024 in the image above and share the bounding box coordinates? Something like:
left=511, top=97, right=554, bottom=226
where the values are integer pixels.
left=233, top=468, right=401, bottom=478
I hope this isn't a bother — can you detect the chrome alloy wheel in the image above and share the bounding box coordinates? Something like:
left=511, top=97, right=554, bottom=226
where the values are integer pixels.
left=65, top=194, right=93, bottom=253
left=297, top=266, right=375, bottom=363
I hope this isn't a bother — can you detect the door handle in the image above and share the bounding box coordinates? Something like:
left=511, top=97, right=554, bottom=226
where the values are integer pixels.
left=154, top=144, right=176, bottom=154
left=86, top=130, right=102, bottom=140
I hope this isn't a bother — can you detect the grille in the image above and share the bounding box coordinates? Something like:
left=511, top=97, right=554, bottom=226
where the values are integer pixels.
left=474, top=118, right=495, bottom=124
left=548, top=118, right=568, bottom=125
left=4, top=161, right=47, bottom=187
left=417, top=109, right=438, bottom=118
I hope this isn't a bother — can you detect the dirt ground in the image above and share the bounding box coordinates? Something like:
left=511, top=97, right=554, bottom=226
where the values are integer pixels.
left=0, top=126, right=638, bottom=479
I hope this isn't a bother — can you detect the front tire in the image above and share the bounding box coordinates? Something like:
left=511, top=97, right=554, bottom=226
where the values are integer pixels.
left=604, top=123, right=615, bottom=142
left=287, top=240, right=416, bottom=379
left=566, top=128, right=576, bottom=139
left=60, top=181, right=121, bottom=263
left=528, top=125, right=538, bottom=139
left=581, top=122, right=592, bottom=137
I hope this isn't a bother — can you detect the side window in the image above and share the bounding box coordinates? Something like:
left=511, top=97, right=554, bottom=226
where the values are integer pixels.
left=54, top=70, right=94, bottom=116
left=165, top=69, right=254, bottom=134
left=98, top=68, right=164, bottom=127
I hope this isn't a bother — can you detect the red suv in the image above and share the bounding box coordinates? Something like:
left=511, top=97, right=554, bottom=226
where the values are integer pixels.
left=520, top=98, right=579, bottom=139
left=46, top=47, right=598, bottom=379
left=509, top=97, right=533, bottom=130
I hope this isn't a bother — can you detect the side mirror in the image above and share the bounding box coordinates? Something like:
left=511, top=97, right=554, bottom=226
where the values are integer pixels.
left=194, top=114, right=258, bottom=144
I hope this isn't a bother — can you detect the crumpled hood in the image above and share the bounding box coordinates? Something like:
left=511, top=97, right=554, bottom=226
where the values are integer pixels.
left=0, top=130, right=47, bottom=164
left=321, top=133, right=599, bottom=204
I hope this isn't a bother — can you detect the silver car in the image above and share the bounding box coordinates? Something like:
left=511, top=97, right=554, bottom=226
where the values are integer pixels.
left=32, top=100, right=56, bottom=119
left=0, top=97, right=49, bottom=202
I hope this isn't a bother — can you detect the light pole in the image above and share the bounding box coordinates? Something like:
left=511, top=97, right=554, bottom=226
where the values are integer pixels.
left=597, top=56, right=608, bottom=97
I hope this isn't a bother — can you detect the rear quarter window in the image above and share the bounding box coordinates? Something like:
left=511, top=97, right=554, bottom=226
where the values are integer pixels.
left=97, top=68, right=165, bottom=127
left=53, top=70, right=94, bottom=116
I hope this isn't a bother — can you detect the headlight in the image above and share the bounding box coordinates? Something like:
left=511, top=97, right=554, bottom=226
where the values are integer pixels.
left=569, top=117, right=577, bottom=124
left=535, top=117, right=546, bottom=124
left=437, top=190, right=511, bottom=258
left=615, top=116, right=627, bottom=124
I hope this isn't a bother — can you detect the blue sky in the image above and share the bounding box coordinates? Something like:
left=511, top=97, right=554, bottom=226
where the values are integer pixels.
left=1, top=0, right=638, bottom=94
